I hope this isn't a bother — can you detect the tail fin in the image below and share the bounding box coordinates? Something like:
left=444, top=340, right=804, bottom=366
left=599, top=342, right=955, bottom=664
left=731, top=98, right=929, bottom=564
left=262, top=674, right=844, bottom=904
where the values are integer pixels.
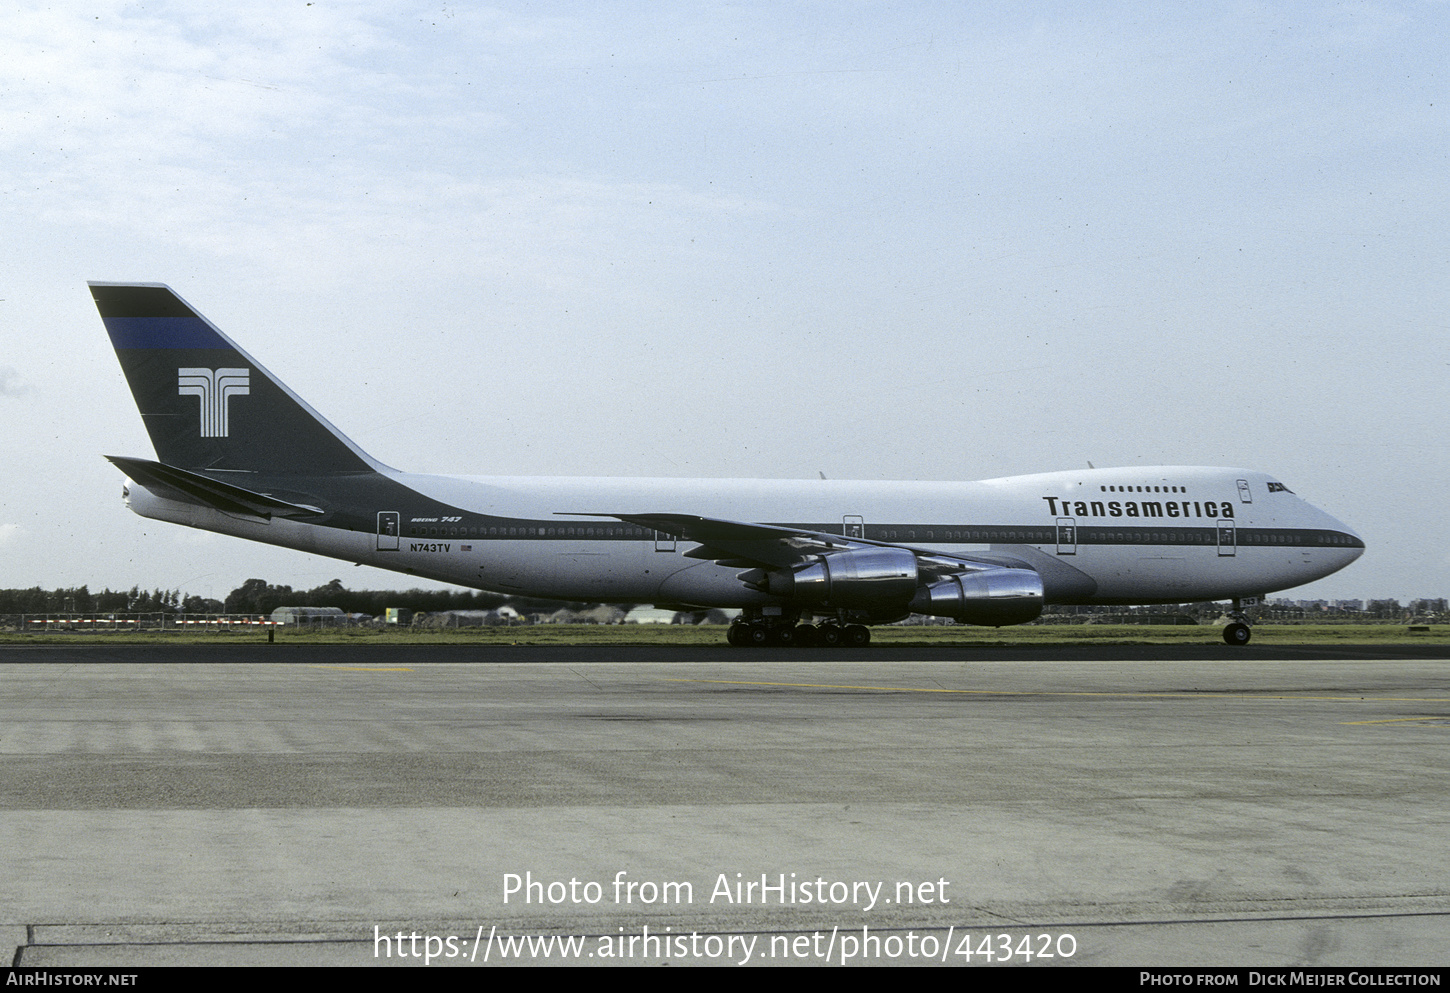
left=91, top=282, right=382, bottom=474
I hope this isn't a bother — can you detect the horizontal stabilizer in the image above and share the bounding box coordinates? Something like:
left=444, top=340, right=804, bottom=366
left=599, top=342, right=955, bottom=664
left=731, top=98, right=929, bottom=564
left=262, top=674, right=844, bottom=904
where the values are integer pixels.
left=106, top=456, right=323, bottom=520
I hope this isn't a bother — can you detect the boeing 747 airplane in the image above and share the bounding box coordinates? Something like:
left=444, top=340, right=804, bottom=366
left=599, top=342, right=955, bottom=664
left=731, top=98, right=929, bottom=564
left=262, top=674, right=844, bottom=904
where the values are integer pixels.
left=92, top=282, right=1364, bottom=646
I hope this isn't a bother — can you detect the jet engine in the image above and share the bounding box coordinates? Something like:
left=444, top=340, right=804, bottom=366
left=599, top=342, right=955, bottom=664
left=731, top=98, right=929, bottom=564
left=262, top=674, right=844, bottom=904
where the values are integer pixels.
left=907, top=568, right=1044, bottom=625
left=749, top=547, right=920, bottom=608
left=742, top=546, right=1043, bottom=626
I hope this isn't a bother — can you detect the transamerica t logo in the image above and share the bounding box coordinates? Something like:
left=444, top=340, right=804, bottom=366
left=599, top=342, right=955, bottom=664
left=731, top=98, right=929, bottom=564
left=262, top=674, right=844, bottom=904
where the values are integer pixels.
left=178, top=367, right=249, bottom=438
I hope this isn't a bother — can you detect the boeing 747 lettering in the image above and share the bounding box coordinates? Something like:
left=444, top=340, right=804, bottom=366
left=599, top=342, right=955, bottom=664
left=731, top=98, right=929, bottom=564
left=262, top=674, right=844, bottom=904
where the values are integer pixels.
left=92, top=282, right=1364, bottom=646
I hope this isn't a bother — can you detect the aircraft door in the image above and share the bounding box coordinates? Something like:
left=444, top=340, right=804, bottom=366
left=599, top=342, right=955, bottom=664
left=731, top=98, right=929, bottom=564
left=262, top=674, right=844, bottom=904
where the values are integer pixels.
left=1056, top=517, right=1077, bottom=555
left=653, top=530, right=676, bottom=552
left=377, top=511, right=400, bottom=551
left=1217, top=520, right=1236, bottom=557
left=843, top=515, right=865, bottom=539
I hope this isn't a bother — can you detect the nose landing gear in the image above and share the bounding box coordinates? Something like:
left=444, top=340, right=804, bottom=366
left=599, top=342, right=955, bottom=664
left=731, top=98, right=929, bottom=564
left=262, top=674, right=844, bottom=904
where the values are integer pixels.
left=1222, top=599, right=1255, bottom=645
left=1223, top=621, right=1252, bottom=645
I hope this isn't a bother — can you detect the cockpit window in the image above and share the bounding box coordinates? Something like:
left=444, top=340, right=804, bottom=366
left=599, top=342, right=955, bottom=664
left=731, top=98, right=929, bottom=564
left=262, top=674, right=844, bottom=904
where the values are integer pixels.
left=1267, top=482, right=1294, bottom=494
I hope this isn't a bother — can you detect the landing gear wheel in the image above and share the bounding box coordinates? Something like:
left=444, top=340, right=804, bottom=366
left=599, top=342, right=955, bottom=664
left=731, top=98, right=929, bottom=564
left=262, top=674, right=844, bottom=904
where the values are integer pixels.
left=817, top=625, right=844, bottom=647
left=769, top=624, right=796, bottom=647
left=1223, top=622, right=1252, bottom=646
left=746, top=625, right=771, bottom=647
left=844, top=624, right=871, bottom=647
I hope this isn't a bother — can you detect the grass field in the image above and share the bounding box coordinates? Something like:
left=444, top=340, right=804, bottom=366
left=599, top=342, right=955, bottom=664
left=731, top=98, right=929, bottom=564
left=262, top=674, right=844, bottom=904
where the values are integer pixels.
left=2, top=623, right=1445, bottom=646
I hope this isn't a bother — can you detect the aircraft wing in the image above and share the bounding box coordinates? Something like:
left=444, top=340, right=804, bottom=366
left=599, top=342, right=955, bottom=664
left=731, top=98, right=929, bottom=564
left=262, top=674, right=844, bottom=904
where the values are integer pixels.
left=560, top=511, right=1025, bottom=578
left=565, top=512, right=851, bottom=569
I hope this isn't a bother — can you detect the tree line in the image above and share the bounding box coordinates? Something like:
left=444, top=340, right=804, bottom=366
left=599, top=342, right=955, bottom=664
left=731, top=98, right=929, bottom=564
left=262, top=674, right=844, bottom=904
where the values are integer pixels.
left=2, top=582, right=1440, bottom=621
left=0, top=586, right=217, bottom=614
left=222, top=578, right=528, bottom=615
left=0, top=580, right=579, bottom=617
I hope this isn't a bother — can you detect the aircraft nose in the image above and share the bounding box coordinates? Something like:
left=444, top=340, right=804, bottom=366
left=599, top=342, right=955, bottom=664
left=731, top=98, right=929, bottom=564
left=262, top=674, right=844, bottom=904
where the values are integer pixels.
left=1344, top=526, right=1365, bottom=562
left=1322, top=507, right=1365, bottom=564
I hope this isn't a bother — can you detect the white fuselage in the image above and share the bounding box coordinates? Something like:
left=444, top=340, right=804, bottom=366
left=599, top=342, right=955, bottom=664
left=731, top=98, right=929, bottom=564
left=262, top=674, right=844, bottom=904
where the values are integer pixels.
left=124, top=465, right=1363, bottom=609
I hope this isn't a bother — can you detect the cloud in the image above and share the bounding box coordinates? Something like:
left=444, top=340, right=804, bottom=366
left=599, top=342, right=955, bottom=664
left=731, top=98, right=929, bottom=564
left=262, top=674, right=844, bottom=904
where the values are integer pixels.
left=0, top=5, right=772, bottom=293
left=0, top=368, right=29, bottom=398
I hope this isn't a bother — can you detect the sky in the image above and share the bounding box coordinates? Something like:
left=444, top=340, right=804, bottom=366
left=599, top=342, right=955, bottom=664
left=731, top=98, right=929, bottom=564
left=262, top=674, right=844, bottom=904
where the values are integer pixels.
left=0, top=1, right=1445, bottom=603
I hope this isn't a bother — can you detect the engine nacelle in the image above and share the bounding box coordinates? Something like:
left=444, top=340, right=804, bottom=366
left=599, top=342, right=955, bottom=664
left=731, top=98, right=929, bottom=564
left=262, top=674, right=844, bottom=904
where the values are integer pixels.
left=908, top=568, right=1044, bottom=626
left=764, top=547, right=919, bottom=608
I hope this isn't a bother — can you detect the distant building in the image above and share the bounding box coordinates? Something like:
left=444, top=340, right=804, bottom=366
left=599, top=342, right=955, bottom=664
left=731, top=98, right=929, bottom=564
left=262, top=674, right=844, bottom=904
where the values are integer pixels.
left=542, top=605, right=626, bottom=624
left=415, top=607, right=520, bottom=627
left=624, top=607, right=677, bottom=624
left=271, top=606, right=347, bottom=625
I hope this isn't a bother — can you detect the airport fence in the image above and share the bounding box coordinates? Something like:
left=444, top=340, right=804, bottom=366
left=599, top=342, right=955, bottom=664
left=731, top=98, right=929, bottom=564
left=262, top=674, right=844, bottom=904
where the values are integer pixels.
left=1, top=613, right=283, bottom=633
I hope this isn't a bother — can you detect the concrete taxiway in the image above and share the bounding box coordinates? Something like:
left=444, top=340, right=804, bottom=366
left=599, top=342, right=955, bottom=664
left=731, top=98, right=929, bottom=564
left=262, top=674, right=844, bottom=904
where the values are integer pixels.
left=2, top=642, right=1447, bottom=967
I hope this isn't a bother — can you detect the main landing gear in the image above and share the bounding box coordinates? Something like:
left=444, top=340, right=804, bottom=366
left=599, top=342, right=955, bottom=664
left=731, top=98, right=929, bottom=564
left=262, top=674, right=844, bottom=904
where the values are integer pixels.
left=1222, top=599, right=1254, bottom=646
left=726, top=612, right=872, bottom=647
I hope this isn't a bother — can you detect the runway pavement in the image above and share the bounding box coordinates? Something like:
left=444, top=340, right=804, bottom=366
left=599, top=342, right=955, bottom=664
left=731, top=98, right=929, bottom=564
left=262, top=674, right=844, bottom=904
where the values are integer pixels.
left=2, top=642, right=1447, bottom=967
